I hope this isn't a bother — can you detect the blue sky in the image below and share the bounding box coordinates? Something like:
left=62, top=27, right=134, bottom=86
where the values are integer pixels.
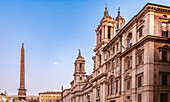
left=0, top=0, right=169, bottom=95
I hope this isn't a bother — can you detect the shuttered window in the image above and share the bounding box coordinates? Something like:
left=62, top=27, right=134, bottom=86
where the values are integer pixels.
left=162, top=51, right=167, bottom=62
left=138, top=94, right=142, bottom=102
left=138, top=76, right=142, bottom=87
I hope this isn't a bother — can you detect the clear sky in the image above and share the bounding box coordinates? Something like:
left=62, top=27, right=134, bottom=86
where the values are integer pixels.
left=0, top=0, right=169, bottom=96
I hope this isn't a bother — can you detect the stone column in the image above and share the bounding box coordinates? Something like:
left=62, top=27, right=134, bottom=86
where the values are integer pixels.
left=102, top=83, right=106, bottom=102
left=132, top=50, right=136, bottom=102
left=148, top=12, right=154, bottom=35
left=143, top=42, right=154, bottom=102
left=102, top=26, right=105, bottom=39
left=114, top=27, right=116, bottom=36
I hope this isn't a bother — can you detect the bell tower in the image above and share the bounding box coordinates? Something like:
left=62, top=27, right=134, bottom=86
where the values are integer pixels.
left=95, top=5, right=117, bottom=50
left=74, top=49, right=86, bottom=84
left=116, top=7, right=125, bottom=32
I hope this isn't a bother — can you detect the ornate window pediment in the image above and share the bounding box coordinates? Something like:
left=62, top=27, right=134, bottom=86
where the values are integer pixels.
left=125, top=72, right=132, bottom=79
left=159, top=15, right=170, bottom=23
left=127, top=33, right=132, bottom=48
left=124, top=54, right=132, bottom=71
left=158, top=45, right=170, bottom=62
left=136, top=47, right=144, bottom=54
left=158, top=45, right=170, bottom=51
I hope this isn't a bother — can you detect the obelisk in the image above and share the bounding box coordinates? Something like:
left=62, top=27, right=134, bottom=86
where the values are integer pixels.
left=18, top=43, right=27, bottom=100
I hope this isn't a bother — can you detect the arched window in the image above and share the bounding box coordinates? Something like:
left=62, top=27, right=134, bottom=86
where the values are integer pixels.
left=163, top=15, right=167, bottom=18
left=99, top=55, right=101, bottom=65
left=80, top=63, right=82, bottom=71
left=107, top=84, right=110, bottom=95
left=120, top=23, right=122, bottom=28
left=108, top=26, right=111, bottom=39
left=127, top=33, right=132, bottom=48
left=108, top=33, right=110, bottom=39
left=100, top=30, right=102, bottom=42
left=111, top=78, right=114, bottom=94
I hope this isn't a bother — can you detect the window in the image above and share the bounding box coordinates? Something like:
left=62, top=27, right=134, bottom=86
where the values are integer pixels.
left=162, top=75, right=168, bottom=86
left=108, top=26, right=111, bottom=39
left=42, top=100, right=43, bottom=102
left=117, top=23, right=119, bottom=30
left=106, top=53, right=108, bottom=59
left=112, top=60, right=115, bottom=69
left=49, top=96, right=51, bottom=98
left=116, top=80, right=118, bottom=93
left=57, top=96, right=58, bottom=99
left=127, top=80, right=131, bottom=90
left=49, top=100, right=51, bottom=102
left=113, top=46, right=115, bottom=54
left=125, top=58, right=132, bottom=70
left=162, top=23, right=169, bottom=38
left=138, top=94, right=142, bottom=102
left=120, top=23, right=122, bottom=29
left=80, top=63, right=82, bottom=71
left=162, top=51, right=167, bottom=62
left=108, top=62, right=110, bottom=70
left=138, top=76, right=142, bottom=87
left=45, top=100, right=47, bottom=102
left=80, top=77, right=82, bottom=80
left=116, top=42, right=119, bottom=51
left=160, top=93, right=168, bottom=102
left=100, top=30, right=102, bottom=42
left=53, top=100, right=55, bottom=102
left=97, top=89, right=100, bottom=97
left=108, top=33, right=110, bottom=39
left=163, top=15, right=167, bottom=18
left=116, top=57, right=119, bottom=67
left=137, top=52, right=144, bottom=65
left=108, top=84, right=110, bottom=95
left=139, top=53, right=142, bottom=64
left=87, top=95, right=90, bottom=99
left=111, top=78, right=114, bottom=94
left=127, top=60, right=131, bottom=69
left=139, top=27, right=143, bottom=38
left=128, top=33, right=132, bottom=48
left=99, top=55, right=101, bottom=65
left=108, top=51, right=110, bottom=57
left=53, top=96, right=55, bottom=98
left=126, top=96, right=130, bottom=100
left=162, top=31, right=168, bottom=37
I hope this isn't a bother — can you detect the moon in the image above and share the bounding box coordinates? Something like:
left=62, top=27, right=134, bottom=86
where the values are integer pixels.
left=54, top=62, right=58, bottom=65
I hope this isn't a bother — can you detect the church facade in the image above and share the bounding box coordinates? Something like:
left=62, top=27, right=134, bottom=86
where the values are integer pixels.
left=62, top=3, right=170, bottom=102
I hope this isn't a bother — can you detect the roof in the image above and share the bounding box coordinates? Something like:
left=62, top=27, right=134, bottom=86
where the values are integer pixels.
left=39, top=91, right=61, bottom=95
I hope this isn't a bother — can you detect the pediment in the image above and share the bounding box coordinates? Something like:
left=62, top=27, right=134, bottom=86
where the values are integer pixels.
left=158, top=45, right=170, bottom=50
left=124, top=72, right=132, bottom=79
left=82, top=81, right=92, bottom=89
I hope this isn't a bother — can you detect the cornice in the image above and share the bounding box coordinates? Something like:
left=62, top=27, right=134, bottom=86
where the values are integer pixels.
left=91, top=73, right=107, bottom=82
left=121, top=35, right=170, bottom=57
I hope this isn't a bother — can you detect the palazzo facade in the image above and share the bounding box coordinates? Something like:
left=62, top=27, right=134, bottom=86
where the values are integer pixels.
left=62, top=3, right=170, bottom=102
